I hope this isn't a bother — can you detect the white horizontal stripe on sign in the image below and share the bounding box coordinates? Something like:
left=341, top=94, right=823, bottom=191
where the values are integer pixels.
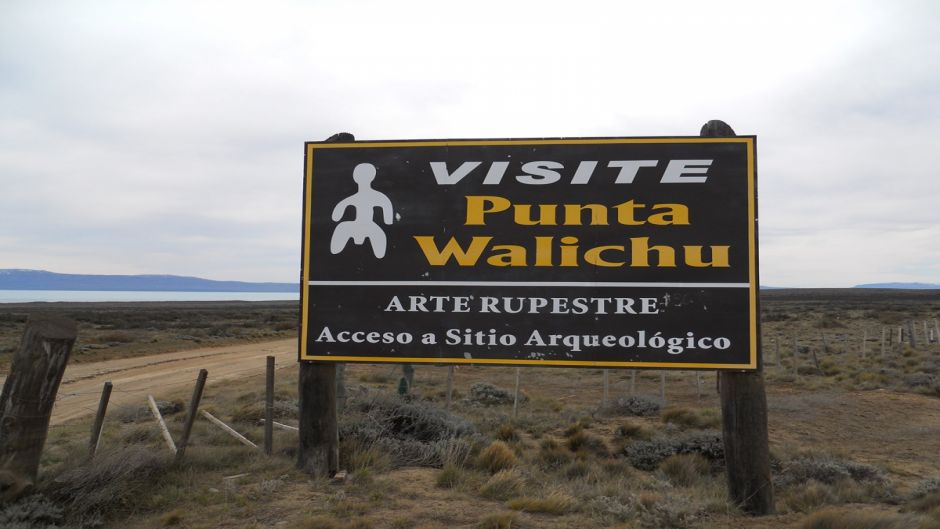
left=307, top=281, right=750, bottom=288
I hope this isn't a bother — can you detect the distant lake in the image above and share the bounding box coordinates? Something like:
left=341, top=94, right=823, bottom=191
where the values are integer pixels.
left=0, top=290, right=299, bottom=303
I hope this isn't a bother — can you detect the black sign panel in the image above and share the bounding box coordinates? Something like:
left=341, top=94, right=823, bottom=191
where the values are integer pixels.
left=301, top=137, right=757, bottom=369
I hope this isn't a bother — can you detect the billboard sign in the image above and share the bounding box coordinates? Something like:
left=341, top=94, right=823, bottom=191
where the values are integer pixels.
left=300, top=137, right=758, bottom=369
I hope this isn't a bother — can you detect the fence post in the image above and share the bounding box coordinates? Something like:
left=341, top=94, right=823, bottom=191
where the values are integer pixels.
left=703, top=119, right=773, bottom=515
left=176, top=369, right=208, bottom=462
left=445, top=365, right=455, bottom=410
left=88, top=381, right=113, bottom=458
left=265, top=356, right=275, bottom=456
left=0, top=315, right=77, bottom=502
left=660, top=372, right=667, bottom=407
left=512, top=368, right=521, bottom=419
left=880, top=326, right=886, bottom=357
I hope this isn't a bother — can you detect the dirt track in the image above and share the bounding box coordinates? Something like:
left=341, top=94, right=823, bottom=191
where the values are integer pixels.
left=37, top=339, right=297, bottom=425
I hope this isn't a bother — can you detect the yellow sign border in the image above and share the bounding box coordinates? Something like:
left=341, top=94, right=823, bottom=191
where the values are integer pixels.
left=300, top=137, right=758, bottom=370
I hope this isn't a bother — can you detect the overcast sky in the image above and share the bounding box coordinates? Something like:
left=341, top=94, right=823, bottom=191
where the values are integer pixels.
left=1, top=0, right=938, bottom=287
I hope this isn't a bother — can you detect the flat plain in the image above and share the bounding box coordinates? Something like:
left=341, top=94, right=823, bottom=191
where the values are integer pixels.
left=1, top=289, right=940, bottom=529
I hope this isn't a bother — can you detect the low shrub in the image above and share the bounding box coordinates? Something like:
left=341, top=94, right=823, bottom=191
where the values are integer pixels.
left=624, top=430, right=723, bottom=470
left=340, top=394, right=476, bottom=468
left=0, top=494, right=63, bottom=528
left=466, top=383, right=518, bottom=406
left=911, top=477, right=940, bottom=499
left=776, top=454, right=888, bottom=488
left=46, top=447, right=168, bottom=528
left=601, top=395, right=661, bottom=417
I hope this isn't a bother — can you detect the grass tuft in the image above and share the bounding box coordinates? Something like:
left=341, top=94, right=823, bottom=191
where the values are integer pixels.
left=479, top=440, right=517, bottom=474
left=507, top=492, right=575, bottom=515
left=800, top=507, right=938, bottom=529
left=661, top=407, right=721, bottom=430
left=436, top=463, right=464, bottom=489
left=659, top=453, right=711, bottom=487
left=476, top=512, right=518, bottom=529
left=479, top=469, right=526, bottom=501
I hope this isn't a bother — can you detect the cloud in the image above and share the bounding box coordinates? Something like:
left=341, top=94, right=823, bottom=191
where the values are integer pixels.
left=1, top=0, right=938, bottom=285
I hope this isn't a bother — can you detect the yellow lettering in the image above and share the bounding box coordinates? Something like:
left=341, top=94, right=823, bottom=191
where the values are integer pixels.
left=465, top=196, right=510, bottom=225
left=514, top=204, right=557, bottom=225
left=487, top=245, right=527, bottom=266
left=648, top=203, right=689, bottom=225
left=630, top=237, right=676, bottom=267
left=534, top=236, right=553, bottom=267
left=685, top=245, right=730, bottom=267
left=413, top=236, right=492, bottom=266
left=562, top=203, right=608, bottom=225
left=614, top=200, right=646, bottom=225
left=559, top=236, right=579, bottom=267
left=583, top=245, right=625, bottom=267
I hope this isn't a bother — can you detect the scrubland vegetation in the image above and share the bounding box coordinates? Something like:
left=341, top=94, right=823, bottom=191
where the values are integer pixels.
left=1, top=289, right=940, bottom=528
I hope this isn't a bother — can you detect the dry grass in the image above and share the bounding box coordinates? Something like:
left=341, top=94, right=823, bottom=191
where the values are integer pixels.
left=479, top=440, right=517, bottom=473
left=506, top=492, right=576, bottom=514
left=476, top=512, right=518, bottom=529
left=659, top=454, right=711, bottom=487
left=800, top=507, right=940, bottom=529
left=661, top=407, right=721, bottom=430
left=479, top=469, right=526, bottom=501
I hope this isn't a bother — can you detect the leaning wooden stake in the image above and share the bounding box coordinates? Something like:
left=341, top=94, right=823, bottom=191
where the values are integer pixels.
left=148, top=395, right=177, bottom=454
left=88, top=381, right=113, bottom=458
left=512, top=368, right=521, bottom=419
left=265, top=356, right=275, bottom=456
left=175, top=369, right=208, bottom=462
left=703, top=119, right=773, bottom=515
left=0, top=315, right=78, bottom=501
left=202, top=410, right=258, bottom=449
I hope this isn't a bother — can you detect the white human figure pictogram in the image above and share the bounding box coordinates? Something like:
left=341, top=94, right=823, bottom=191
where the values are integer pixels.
left=330, top=163, right=394, bottom=258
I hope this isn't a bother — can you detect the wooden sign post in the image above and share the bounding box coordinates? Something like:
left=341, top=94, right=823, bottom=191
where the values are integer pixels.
left=0, top=315, right=77, bottom=501
left=296, top=132, right=352, bottom=478
left=703, top=120, right=773, bottom=515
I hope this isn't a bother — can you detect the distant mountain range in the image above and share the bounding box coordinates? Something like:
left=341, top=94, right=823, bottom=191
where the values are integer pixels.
left=0, top=269, right=296, bottom=292
left=853, top=282, right=940, bottom=290
left=0, top=269, right=935, bottom=292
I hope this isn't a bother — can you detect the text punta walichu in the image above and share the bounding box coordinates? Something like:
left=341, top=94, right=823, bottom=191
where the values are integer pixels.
left=414, top=195, right=731, bottom=268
